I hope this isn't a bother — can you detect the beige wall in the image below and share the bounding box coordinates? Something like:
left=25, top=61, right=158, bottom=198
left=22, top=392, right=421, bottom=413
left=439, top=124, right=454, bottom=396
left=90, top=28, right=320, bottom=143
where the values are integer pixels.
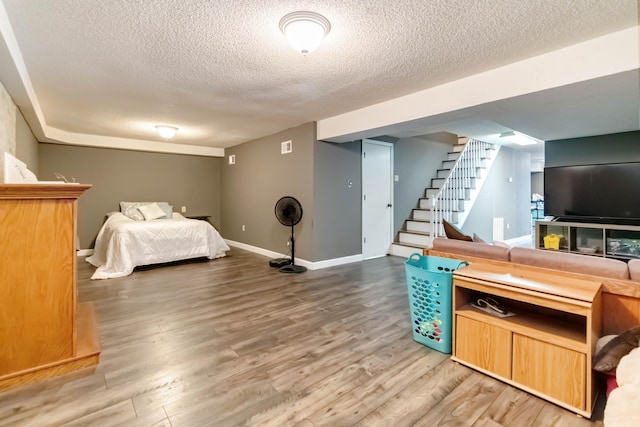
left=39, top=144, right=223, bottom=249
left=1, top=78, right=38, bottom=173
left=14, top=109, right=39, bottom=173
left=0, top=81, right=16, bottom=156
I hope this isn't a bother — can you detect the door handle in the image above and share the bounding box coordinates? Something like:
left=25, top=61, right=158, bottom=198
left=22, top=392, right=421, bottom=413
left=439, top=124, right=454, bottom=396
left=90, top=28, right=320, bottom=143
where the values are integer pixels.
left=387, top=203, right=392, bottom=207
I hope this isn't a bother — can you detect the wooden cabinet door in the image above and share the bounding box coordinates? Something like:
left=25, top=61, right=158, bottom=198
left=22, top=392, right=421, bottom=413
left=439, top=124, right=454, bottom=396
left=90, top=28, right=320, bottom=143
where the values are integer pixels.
left=512, top=334, right=585, bottom=410
left=0, top=198, right=75, bottom=375
left=455, top=315, right=512, bottom=379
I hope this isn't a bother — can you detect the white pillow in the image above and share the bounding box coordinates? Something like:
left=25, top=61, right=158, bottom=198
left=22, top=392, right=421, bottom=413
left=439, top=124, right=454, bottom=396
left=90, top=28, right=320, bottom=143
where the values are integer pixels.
left=120, top=201, right=172, bottom=220
left=119, top=202, right=143, bottom=221
left=156, top=202, right=173, bottom=219
left=138, top=202, right=166, bottom=220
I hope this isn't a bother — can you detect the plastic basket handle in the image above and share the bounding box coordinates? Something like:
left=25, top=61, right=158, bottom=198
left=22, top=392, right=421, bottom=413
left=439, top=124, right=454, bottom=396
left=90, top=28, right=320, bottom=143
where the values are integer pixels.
left=409, top=253, right=422, bottom=263
left=455, top=261, right=470, bottom=270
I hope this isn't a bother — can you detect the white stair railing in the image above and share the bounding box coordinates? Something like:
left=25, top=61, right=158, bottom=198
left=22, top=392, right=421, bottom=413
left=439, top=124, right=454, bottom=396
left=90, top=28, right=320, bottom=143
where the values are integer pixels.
left=431, top=139, right=494, bottom=239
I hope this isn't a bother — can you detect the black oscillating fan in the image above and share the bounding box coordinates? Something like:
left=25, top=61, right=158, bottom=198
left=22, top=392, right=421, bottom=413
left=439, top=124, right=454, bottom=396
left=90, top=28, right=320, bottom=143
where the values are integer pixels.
left=274, top=196, right=306, bottom=274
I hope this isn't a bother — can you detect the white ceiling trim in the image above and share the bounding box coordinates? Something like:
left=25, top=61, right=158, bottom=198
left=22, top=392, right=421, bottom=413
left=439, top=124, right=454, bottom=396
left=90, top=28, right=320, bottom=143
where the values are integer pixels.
left=0, top=1, right=223, bottom=158
left=44, top=126, right=225, bottom=157
left=0, top=0, right=46, bottom=136
left=318, top=26, right=640, bottom=142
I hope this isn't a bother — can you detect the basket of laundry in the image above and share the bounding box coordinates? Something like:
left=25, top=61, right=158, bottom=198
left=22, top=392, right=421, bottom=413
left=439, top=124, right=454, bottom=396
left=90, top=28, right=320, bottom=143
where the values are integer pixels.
left=404, top=253, right=468, bottom=353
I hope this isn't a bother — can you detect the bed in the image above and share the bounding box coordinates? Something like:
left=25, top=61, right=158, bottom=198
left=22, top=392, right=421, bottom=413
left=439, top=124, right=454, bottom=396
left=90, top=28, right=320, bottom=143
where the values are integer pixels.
left=86, top=207, right=230, bottom=280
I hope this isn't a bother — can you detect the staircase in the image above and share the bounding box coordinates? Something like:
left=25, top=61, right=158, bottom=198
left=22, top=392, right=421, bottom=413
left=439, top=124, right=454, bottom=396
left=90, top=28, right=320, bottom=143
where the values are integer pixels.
left=391, top=137, right=500, bottom=257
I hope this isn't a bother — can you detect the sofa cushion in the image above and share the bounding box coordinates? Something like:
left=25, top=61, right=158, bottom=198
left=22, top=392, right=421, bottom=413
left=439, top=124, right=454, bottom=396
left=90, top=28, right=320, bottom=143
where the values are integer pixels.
left=432, top=237, right=510, bottom=261
left=628, top=259, right=640, bottom=281
left=509, top=247, right=630, bottom=280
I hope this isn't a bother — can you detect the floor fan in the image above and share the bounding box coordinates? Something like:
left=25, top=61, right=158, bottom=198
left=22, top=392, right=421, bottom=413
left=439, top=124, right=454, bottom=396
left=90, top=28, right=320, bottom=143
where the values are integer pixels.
left=274, top=196, right=307, bottom=274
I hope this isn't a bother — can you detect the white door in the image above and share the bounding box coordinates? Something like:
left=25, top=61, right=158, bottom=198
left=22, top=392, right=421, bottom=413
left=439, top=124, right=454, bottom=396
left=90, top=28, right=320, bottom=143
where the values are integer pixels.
left=362, top=139, right=393, bottom=259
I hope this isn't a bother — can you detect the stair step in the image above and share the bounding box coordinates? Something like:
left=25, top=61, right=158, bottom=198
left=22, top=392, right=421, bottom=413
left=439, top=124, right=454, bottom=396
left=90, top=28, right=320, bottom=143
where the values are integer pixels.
left=442, top=159, right=487, bottom=169
left=431, top=177, right=476, bottom=189
left=452, top=144, right=465, bottom=153
left=412, top=209, right=459, bottom=223
left=426, top=188, right=470, bottom=200
left=437, top=169, right=450, bottom=179
left=419, top=198, right=464, bottom=211
left=412, top=209, right=431, bottom=221
left=447, top=152, right=460, bottom=161
left=390, top=243, right=429, bottom=258
left=456, top=159, right=488, bottom=168
left=419, top=198, right=432, bottom=210
left=442, top=160, right=456, bottom=168
left=436, top=168, right=480, bottom=178
left=406, top=220, right=431, bottom=233
left=398, top=231, right=432, bottom=247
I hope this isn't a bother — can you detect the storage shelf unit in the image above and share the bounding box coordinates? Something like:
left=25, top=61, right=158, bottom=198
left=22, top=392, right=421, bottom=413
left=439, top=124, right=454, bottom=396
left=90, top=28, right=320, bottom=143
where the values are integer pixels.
left=452, top=263, right=602, bottom=418
left=535, top=220, right=640, bottom=260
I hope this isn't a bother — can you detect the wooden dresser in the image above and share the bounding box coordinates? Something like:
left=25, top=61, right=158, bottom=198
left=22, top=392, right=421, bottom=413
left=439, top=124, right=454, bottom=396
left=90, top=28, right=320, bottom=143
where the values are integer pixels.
left=451, top=262, right=602, bottom=418
left=0, top=184, right=100, bottom=390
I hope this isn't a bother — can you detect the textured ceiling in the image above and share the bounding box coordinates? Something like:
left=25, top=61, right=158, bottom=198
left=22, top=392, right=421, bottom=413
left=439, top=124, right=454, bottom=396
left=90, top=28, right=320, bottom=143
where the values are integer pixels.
left=1, top=0, right=638, bottom=150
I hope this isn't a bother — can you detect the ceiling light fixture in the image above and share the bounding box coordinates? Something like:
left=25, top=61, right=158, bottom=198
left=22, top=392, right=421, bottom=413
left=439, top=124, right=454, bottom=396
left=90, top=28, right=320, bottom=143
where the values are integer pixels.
left=499, top=131, right=540, bottom=146
left=279, top=11, right=331, bottom=56
left=155, top=125, right=178, bottom=139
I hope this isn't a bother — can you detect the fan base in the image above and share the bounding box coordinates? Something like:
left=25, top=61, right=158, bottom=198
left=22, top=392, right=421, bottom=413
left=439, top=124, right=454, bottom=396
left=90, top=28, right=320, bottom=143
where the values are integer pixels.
left=269, top=258, right=291, bottom=268
left=279, top=264, right=307, bottom=274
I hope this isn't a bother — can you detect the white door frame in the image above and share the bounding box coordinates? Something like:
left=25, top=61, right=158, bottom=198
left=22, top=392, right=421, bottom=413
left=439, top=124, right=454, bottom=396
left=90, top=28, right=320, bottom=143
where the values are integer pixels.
left=362, top=139, right=394, bottom=259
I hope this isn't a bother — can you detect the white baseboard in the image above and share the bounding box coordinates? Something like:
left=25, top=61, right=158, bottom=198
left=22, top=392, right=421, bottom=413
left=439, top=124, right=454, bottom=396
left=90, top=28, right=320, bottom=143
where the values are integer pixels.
left=311, top=254, right=363, bottom=269
left=77, top=249, right=94, bottom=257
left=224, top=239, right=363, bottom=270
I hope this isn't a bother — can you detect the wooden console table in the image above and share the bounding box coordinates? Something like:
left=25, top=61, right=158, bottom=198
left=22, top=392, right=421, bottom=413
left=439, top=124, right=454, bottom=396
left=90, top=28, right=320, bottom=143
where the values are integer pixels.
left=452, top=263, right=602, bottom=417
left=0, top=184, right=100, bottom=390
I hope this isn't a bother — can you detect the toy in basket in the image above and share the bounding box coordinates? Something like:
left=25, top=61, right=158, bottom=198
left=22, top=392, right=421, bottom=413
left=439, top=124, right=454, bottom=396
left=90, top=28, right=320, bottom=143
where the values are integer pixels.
left=404, top=253, right=468, bottom=354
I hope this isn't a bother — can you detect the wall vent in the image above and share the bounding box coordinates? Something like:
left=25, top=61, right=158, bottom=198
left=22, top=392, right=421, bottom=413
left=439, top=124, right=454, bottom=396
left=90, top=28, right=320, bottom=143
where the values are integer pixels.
left=281, top=140, right=292, bottom=154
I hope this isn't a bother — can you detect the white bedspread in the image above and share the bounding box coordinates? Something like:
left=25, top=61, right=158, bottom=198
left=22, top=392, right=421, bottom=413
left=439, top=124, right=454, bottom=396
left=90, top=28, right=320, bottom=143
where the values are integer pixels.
left=86, top=212, right=230, bottom=279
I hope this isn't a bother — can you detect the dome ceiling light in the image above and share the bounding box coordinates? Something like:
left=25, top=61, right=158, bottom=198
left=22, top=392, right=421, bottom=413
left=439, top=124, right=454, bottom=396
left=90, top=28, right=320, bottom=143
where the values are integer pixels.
left=279, top=11, right=331, bottom=56
left=155, top=125, right=178, bottom=139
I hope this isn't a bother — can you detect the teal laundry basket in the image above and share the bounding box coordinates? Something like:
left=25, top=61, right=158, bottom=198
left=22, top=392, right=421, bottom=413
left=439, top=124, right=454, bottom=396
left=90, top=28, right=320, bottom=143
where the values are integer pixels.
left=404, top=253, right=468, bottom=354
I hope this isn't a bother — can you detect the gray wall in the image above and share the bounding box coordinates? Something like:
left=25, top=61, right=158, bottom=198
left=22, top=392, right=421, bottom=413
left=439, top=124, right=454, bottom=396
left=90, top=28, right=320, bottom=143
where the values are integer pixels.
left=313, top=139, right=362, bottom=260
left=14, top=110, right=39, bottom=173
left=462, top=147, right=531, bottom=242
left=531, top=172, right=543, bottom=196
left=545, top=131, right=640, bottom=167
left=222, top=123, right=315, bottom=261
left=393, top=133, right=455, bottom=234
left=39, top=144, right=223, bottom=249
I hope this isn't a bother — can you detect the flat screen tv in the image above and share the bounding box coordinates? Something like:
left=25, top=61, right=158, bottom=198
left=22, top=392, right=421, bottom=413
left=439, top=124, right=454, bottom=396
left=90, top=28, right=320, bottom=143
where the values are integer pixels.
left=544, top=162, right=640, bottom=224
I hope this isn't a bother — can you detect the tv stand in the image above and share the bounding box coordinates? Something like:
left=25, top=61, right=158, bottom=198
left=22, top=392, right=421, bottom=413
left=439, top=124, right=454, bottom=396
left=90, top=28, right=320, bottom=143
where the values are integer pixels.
left=536, top=219, right=640, bottom=261
left=452, top=263, right=602, bottom=417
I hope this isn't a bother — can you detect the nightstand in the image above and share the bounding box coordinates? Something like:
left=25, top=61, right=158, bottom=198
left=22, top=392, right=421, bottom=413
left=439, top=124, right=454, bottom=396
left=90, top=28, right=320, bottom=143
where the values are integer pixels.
left=186, top=215, right=211, bottom=222
left=186, top=215, right=218, bottom=230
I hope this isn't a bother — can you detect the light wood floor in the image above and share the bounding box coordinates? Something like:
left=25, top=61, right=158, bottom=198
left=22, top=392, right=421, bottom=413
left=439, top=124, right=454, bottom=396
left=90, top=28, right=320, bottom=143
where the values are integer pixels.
left=0, top=248, right=606, bottom=426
